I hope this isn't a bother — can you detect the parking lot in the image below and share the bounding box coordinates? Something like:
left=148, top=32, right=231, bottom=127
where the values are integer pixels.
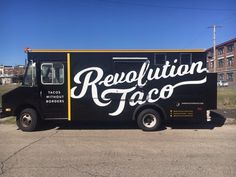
left=0, top=118, right=236, bottom=177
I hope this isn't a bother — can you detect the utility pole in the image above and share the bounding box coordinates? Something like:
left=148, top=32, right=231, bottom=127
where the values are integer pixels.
left=208, top=25, right=222, bottom=73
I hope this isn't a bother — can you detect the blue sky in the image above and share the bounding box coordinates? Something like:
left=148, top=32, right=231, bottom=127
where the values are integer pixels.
left=1, top=0, right=236, bottom=65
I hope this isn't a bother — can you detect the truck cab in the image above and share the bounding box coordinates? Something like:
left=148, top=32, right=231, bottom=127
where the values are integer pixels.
left=1, top=57, right=67, bottom=131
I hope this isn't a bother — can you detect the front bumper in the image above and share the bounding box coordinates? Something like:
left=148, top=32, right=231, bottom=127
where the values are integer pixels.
left=0, top=107, right=11, bottom=119
left=0, top=107, right=3, bottom=119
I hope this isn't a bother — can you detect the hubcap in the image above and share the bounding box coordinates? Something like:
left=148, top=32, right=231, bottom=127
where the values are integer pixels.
left=21, top=113, right=32, bottom=128
left=142, top=114, right=157, bottom=128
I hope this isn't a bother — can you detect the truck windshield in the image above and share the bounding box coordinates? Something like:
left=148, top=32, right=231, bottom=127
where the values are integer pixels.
left=23, top=61, right=36, bottom=86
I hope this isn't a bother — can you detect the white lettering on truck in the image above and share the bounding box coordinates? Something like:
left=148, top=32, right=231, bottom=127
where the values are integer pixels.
left=71, top=60, right=207, bottom=116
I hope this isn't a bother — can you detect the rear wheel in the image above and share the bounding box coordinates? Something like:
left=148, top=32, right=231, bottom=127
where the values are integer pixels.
left=16, top=108, right=38, bottom=131
left=137, top=109, right=162, bottom=131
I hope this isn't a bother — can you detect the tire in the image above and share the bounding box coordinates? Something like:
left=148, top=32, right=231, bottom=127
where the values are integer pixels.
left=137, top=109, right=162, bottom=131
left=16, top=108, right=38, bottom=131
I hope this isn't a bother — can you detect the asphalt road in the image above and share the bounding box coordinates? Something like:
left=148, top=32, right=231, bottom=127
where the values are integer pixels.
left=0, top=123, right=236, bottom=177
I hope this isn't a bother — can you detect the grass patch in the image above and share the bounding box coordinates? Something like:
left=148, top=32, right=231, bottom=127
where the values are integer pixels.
left=217, top=87, right=236, bottom=109
left=0, top=116, right=16, bottom=124
left=0, top=85, right=19, bottom=124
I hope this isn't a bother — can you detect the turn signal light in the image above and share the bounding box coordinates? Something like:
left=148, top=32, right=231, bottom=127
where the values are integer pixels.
left=5, top=108, right=11, bottom=112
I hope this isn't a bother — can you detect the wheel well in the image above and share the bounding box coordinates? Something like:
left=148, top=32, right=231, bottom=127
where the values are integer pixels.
left=133, top=104, right=166, bottom=121
left=14, top=105, right=41, bottom=120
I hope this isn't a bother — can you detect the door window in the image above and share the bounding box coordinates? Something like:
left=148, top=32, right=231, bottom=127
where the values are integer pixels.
left=24, top=61, right=37, bottom=86
left=41, top=63, right=64, bottom=85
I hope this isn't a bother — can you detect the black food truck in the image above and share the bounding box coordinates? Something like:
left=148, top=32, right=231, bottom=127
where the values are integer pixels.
left=0, top=49, right=217, bottom=131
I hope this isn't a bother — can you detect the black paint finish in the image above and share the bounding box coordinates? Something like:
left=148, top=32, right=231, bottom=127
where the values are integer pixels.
left=1, top=51, right=217, bottom=123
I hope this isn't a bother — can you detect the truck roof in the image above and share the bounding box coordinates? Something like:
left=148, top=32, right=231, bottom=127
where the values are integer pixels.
left=27, top=49, right=205, bottom=53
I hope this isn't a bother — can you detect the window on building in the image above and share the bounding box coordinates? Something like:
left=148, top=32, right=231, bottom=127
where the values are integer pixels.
left=210, top=61, right=214, bottom=68
left=226, top=72, right=234, bottom=82
left=227, top=44, right=234, bottom=53
left=227, top=57, right=234, bottom=67
left=218, top=48, right=224, bottom=55
left=207, top=50, right=213, bottom=58
left=218, top=73, right=224, bottom=81
left=218, top=59, right=224, bottom=68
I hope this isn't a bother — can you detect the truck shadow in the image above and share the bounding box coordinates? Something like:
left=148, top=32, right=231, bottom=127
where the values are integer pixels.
left=40, top=120, right=140, bottom=131
left=39, top=111, right=226, bottom=131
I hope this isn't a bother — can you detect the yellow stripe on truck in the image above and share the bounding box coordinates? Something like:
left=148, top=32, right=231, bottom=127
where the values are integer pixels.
left=30, top=49, right=205, bottom=53
left=67, top=53, right=71, bottom=121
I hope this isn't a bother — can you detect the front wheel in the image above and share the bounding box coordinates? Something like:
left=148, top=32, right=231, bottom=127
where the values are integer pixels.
left=137, top=109, right=162, bottom=131
left=16, top=108, right=38, bottom=131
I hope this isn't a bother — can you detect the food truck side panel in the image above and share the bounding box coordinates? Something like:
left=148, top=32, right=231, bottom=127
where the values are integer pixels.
left=68, top=51, right=209, bottom=122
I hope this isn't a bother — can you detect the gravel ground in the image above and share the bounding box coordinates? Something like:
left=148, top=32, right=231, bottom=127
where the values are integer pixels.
left=0, top=123, right=236, bottom=177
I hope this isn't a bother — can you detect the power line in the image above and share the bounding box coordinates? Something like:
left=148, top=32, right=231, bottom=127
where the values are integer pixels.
left=91, top=0, right=236, bottom=11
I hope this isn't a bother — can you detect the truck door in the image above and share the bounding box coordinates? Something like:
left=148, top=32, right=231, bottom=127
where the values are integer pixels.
left=39, top=61, right=67, bottom=119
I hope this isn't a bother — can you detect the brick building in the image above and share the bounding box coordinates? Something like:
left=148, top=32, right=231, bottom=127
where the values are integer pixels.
left=0, top=65, right=4, bottom=75
left=3, top=66, right=14, bottom=76
left=206, top=38, right=236, bottom=86
left=0, top=65, right=25, bottom=85
left=13, top=65, right=25, bottom=76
